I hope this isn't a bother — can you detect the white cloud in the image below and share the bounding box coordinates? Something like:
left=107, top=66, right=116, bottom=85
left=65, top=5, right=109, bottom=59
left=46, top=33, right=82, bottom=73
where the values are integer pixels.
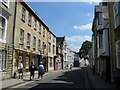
left=74, top=23, right=92, bottom=30
left=66, top=35, right=91, bottom=43
left=66, top=35, right=91, bottom=51
left=68, top=44, right=81, bottom=52
left=86, top=13, right=91, bottom=16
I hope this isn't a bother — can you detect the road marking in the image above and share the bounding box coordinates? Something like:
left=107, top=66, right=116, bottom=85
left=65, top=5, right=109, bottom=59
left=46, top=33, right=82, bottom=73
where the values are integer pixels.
left=10, top=81, right=33, bottom=88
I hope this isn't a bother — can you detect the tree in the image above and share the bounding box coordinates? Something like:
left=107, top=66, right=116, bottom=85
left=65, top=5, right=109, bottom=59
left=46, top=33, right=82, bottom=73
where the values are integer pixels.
left=79, top=40, right=92, bottom=59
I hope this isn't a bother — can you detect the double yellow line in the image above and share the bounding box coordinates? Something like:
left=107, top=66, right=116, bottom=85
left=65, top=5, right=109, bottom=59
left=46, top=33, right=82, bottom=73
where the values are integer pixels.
left=10, top=81, right=33, bottom=88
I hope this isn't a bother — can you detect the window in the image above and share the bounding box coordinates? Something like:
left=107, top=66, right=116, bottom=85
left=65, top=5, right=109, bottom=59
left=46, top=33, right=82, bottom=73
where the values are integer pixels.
left=34, top=19, right=37, bottom=30
left=43, top=27, right=45, bottom=37
left=38, top=39, right=41, bottom=51
left=116, top=40, right=120, bottom=69
left=99, top=34, right=103, bottom=48
left=53, top=37, right=55, bottom=42
left=19, top=29, right=24, bottom=45
left=50, top=57, right=52, bottom=67
left=28, top=13, right=32, bottom=26
left=18, top=56, right=22, bottom=69
left=48, top=32, right=51, bottom=39
left=33, top=36, right=36, bottom=49
left=21, top=7, right=26, bottom=21
left=0, top=16, right=6, bottom=41
left=26, top=56, right=29, bottom=69
left=53, top=45, right=55, bottom=54
left=1, top=0, right=9, bottom=7
left=49, top=42, right=51, bottom=53
left=0, top=51, right=6, bottom=71
left=113, top=2, right=120, bottom=28
left=27, top=33, right=30, bottom=47
left=42, top=42, right=44, bottom=50
left=39, top=24, right=41, bottom=34
left=97, top=13, right=102, bottom=25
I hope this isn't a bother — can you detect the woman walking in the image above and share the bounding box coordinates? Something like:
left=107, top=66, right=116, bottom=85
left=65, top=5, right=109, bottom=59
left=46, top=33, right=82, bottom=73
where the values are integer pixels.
left=38, top=62, right=45, bottom=80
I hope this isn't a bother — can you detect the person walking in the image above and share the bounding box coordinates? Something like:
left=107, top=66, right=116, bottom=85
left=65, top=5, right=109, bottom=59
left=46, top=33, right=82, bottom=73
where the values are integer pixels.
left=18, top=61, right=24, bottom=79
left=29, top=62, right=36, bottom=81
left=38, top=62, right=45, bottom=80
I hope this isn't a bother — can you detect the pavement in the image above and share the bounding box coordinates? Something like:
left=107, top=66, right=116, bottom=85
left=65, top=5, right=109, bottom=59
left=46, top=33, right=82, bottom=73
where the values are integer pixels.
left=85, top=67, right=118, bottom=89
left=0, top=67, right=119, bottom=89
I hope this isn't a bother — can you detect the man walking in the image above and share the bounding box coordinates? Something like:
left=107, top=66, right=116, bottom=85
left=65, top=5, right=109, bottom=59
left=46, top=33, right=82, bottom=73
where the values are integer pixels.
left=18, top=61, right=24, bottom=79
left=29, top=62, right=36, bottom=80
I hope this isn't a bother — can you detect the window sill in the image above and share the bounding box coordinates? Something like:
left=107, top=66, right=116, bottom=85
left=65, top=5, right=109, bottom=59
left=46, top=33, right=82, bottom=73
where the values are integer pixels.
left=28, top=24, right=31, bottom=27
left=21, top=19, right=25, bottom=22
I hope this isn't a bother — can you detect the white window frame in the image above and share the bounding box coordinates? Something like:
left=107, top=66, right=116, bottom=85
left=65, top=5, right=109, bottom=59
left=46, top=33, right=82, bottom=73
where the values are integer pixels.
left=1, top=0, right=9, bottom=8
left=34, top=19, right=37, bottom=30
left=18, top=56, right=22, bottom=69
left=0, top=15, right=7, bottom=43
left=28, top=13, right=32, bottom=26
left=21, top=7, right=26, bottom=21
left=19, top=29, right=24, bottom=45
left=26, top=56, right=29, bottom=69
left=116, top=40, right=120, bottom=69
left=0, top=51, right=6, bottom=71
left=33, top=36, right=36, bottom=49
left=113, top=2, right=120, bottom=28
left=27, top=33, right=30, bottom=47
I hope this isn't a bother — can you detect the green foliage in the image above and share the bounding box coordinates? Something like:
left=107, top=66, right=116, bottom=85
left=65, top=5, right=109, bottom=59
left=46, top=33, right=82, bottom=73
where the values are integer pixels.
left=79, top=40, right=92, bottom=59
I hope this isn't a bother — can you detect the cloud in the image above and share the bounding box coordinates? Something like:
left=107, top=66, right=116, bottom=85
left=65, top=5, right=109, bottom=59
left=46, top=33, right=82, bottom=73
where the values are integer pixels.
left=86, top=13, right=91, bottom=16
left=74, top=23, right=92, bottom=30
left=68, top=44, right=81, bottom=52
left=66, top=35, right=92, bottom=52
left=66, top=35, right=91, bottom=43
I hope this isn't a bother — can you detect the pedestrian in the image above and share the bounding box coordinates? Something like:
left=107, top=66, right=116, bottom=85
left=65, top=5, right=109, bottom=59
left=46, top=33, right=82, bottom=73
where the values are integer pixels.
left=29, top=62, right=35, bottom=80
left=70, top=64, right=72, bottom=69
left=38, top=62, right=45, bottom=80
left=18, top=61, right=24, bottom=79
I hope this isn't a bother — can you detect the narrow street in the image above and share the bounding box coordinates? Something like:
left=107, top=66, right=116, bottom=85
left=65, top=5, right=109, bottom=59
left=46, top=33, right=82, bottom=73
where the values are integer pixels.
left=7, top=68, right=88, bottom=89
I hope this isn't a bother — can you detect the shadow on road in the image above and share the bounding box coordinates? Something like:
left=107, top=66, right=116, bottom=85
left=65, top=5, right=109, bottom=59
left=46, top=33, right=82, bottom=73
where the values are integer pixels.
left=28, top=68, right=86, bottom=89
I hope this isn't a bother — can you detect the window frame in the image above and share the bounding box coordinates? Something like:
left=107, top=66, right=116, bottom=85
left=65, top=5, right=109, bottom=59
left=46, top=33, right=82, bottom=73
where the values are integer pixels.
left=28, top=13, right=32, bottom=26
left=33, top=36, right=36, bottom=49
left=116, top=40, right=120, bottom=69
left=26, top=56, right=29, bottom=69
left=0, top=16, right=7, bottom=43
left=34, top=19, right=37, bottom=30
left=39, top=24, right=41, bottom=34
left=21, top=7, right=26, bottom=21
left=38, top=39, right=41, bottom=51
left=113, top=2, right=120, bottom=28
left=18, top=55, right=22, bottom=69
left=19, top=29, right=24, bottom=45
left=27, top=33, right=31, bottom=47
left=0, top=51, right=6, bottom=71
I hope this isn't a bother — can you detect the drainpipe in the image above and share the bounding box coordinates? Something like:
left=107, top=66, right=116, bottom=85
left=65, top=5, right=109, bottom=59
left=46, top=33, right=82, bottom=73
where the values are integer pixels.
left=12, top=2, right=17, bottom=78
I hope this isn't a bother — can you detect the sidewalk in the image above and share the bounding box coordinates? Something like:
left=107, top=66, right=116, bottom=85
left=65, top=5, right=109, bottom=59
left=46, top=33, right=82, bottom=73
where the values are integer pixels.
left=1, top=70, right=58, bottom=89
left=86, top=67, right=118, bottom=89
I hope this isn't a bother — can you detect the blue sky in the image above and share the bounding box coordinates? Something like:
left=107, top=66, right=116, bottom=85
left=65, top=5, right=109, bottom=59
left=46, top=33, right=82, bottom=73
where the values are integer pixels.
left=26, top=1, right=99, bottom=52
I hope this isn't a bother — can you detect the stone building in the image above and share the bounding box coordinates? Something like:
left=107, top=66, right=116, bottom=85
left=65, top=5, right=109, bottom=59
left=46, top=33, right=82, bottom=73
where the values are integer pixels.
left=0, top=1, right=16, bottom=79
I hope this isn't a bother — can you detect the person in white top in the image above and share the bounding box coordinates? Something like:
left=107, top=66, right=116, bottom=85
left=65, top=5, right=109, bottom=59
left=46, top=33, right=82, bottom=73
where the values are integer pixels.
left=19, top=61, right=24, bottom=79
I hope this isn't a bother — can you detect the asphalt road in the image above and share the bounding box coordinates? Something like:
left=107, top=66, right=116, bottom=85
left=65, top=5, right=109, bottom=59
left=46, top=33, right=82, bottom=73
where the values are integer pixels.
left=8, top=67, right=88, bottom=89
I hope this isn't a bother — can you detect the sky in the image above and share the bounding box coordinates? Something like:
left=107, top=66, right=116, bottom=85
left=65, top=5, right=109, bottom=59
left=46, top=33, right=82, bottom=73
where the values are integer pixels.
left=26, top=1, right=99, bottom=52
